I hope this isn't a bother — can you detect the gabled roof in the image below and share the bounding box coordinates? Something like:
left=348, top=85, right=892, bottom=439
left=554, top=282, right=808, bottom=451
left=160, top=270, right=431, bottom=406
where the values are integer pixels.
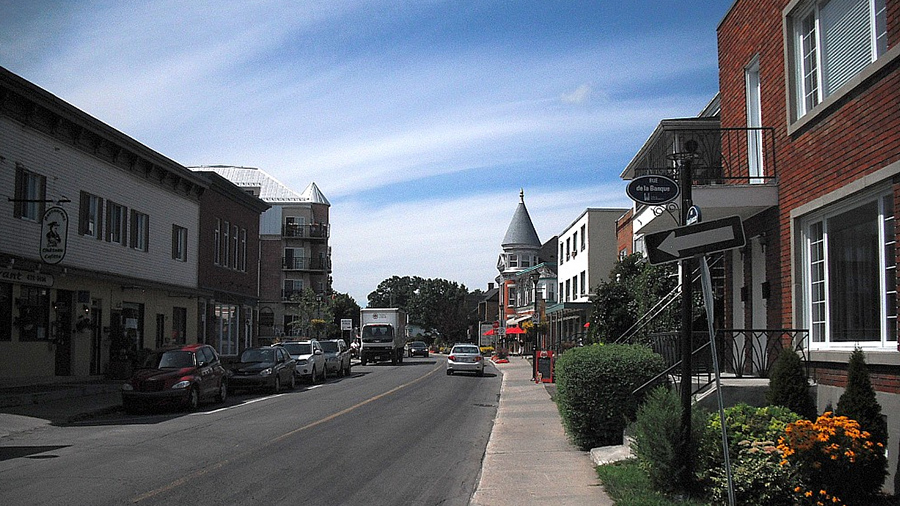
left=502, top=190, right=541, bottom=249
left=189, top=165, right=328, bottom=205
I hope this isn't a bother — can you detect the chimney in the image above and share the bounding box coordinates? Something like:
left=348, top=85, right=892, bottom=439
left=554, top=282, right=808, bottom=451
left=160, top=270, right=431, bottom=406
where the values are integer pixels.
left=488, top=282, right=495, bottom=290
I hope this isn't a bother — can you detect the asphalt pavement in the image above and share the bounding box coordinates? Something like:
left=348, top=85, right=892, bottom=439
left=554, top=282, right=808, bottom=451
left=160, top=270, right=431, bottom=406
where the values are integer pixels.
left=0, top=356, right=629, bottom=505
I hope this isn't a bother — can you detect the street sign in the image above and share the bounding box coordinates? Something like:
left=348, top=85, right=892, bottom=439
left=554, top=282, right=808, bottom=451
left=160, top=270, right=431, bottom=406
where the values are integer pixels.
left=626, top=175, right=680, bottom=206
left=645, top=215, right=746, bottom=265
left=340, top=319, right=353, bottom=331
left=686, top=205, right=701, bottom=225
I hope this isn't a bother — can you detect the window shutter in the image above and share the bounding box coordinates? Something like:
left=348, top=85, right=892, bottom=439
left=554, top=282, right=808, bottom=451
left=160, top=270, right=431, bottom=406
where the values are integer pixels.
left=80, top=192, right=89, bottom=235
left=130, top=210, right=137, bottom=248
left=105, top=201, right=113, bottom=242
left=120, top=206, right=128, bottom=245
left=172, top=225, right=177, bottom=259
left=13, top=164, right=25, bottom=218
left=821, top=0, right=872, bottom=96
left=143, top=215, right=150, bottom=251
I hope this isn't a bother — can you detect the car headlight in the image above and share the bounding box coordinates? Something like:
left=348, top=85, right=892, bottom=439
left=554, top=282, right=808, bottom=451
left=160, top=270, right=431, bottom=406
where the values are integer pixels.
left=172, top=380, right=191, bottom=389
left=121, top=383, right=133, bottom=391
left=297, top=359, right=308, bottom=366
left=260, top=368, right=273, bottom=376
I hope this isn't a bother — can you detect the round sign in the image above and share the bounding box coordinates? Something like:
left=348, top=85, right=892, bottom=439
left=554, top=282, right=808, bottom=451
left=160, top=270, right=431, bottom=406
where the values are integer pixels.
left=626, top=175, right=680, bottom=206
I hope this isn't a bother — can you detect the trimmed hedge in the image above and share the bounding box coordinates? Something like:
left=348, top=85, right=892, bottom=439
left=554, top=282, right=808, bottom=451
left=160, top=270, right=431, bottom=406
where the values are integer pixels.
left=555, top=343, right=666, bottom=450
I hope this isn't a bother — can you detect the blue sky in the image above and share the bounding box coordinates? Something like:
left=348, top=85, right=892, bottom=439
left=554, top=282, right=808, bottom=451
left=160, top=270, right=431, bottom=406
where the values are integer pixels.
left=0, top=0, right=731, bottom=305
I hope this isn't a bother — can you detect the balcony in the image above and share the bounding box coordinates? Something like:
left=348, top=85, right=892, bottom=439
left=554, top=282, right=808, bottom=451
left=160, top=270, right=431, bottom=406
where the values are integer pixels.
left=282, top=256, right=331, bottom=273
left=621, top=119, right=779, bottom=235
left=282, top=223, right=329, bottom=240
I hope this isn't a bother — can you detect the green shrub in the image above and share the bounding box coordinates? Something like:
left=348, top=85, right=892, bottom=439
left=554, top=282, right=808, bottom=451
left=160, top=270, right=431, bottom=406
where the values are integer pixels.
left=697, top=404, right=801, bottom=505
left=555, top=343, right=666, bottom=450
left=766, top=347, right=817, bottom=420
left=834, top=348, right=888, bottom=498
left=630, top=386, right=706, bottom=496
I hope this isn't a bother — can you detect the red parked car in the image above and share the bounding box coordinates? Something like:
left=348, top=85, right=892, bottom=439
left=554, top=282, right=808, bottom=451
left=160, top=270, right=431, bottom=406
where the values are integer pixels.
left=121, top=344, right=229, bottom=413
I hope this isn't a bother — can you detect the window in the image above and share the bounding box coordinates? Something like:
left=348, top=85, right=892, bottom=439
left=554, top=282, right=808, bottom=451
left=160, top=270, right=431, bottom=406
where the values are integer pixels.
left=14, top=164, right=45, bottom=221
left=214, top=304, right=238, bottom=355
left=802, top=189, right=897, bottom=347
left=79, top=192, right=103, bottom=239
left=130, top=210, right=149, bottom=252
left=565, top=279, right=571, bottom=302
left=232, top=224, right=239, bottom=269
left=580, top=271, right=586, bottom=297
left=223, top=221, right=230, bottom=267
left=240, top=228, right=247, bottom=271
left=580, top=225, right=586, bottom=250
left=0, top=283, right=11, bottom=341
left=559, top=243, right=564, bottom=263
left=172, top=307, right=187, bottom=345
left=508, top=254, right=518, bottom=268
left=789, top=0, right=887, bottom=119
left=16, top=286, right=50, bottom=341
left=106, top=201, right=127, bottom=245
left=283, top=279, right=303, bottom=300
left=214, top=219, right=221, bottom=265
left=172, top=225, right=188, bottom=262
left=573, top=231, right=578, bottom=254
left=746, top=56, right=764, bottom=184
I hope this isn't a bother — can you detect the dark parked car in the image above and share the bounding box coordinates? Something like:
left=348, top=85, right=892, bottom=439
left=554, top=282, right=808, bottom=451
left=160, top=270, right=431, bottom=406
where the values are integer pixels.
left=229, top=346, right=296, bottom=393
left=406, top=341, right=429, bottom=358
left=121, top=344, right=228, bottom=412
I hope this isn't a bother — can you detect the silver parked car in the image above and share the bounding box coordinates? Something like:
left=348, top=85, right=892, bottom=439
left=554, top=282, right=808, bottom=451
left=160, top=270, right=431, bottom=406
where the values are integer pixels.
left=321, top=339, right=352, bottom=377
left=446, top=344, right=485, bottom=376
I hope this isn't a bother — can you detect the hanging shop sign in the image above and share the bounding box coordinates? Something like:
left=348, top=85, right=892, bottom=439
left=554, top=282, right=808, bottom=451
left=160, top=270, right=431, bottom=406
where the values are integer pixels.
left=626, top=175, right=680, bottom=206
left=40, top=206, right=68, bottom=265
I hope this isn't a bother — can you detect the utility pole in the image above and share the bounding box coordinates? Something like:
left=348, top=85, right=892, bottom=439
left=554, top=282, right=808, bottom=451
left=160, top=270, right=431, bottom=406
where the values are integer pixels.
left=677, top=143, right=695, bottom=490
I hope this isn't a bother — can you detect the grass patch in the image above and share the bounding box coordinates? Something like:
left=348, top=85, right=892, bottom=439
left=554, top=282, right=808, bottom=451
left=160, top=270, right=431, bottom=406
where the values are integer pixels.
left=596, top=459, right=707, bottom=506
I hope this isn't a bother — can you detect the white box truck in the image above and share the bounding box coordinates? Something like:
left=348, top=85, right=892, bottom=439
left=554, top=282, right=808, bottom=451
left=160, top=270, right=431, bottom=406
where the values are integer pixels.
left=359, top=308, right=407, bottom=366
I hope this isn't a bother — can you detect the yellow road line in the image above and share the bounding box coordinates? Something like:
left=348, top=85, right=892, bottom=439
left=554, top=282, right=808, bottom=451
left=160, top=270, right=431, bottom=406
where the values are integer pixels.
left=131, top=363, right=442, bottom=503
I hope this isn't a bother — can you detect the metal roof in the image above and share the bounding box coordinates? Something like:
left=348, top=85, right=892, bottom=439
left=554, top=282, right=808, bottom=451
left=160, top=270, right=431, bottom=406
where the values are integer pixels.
left=189, top=166, right=328, bottom=205
left=501, top=190, right=541, bottom=249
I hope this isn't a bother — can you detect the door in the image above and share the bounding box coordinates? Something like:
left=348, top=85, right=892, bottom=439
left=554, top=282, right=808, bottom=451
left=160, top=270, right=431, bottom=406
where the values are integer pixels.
left=54, top=290, right=73, bottom=376
left=89, top=302, right=102, bottom=375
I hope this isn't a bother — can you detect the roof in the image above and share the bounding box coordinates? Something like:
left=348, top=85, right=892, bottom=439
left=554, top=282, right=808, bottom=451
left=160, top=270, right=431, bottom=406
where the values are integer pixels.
left=502, top=190, right=541, bottom=249
left=189, top=166, right=329, bottom=205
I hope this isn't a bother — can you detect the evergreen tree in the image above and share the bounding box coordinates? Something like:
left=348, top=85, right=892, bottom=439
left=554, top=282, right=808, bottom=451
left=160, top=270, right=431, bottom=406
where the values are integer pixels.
left=835, top=348, right=888, bottom=498
left=766, top=347, right=816, bottom=419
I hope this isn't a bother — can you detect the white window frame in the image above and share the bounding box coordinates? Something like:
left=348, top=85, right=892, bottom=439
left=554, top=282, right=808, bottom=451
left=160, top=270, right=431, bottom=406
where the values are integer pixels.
left=745, top=55, right=764, bottom=184
left=800, top=186, right=896, bottom=349
left=106, top=201, right=127, bottom=245
left=787, top=0, right=888, bottom=122
left=172, top=225, right=188, bottom=262
left=130, top=210, right=149, bottom=252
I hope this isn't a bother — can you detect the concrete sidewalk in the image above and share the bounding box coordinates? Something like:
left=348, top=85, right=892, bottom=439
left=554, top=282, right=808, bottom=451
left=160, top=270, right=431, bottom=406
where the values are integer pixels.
left=471, top=356, right=615, bottom=506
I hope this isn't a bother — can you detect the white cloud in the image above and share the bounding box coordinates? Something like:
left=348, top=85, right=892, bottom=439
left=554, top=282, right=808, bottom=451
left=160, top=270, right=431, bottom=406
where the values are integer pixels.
left=561, top=84, right=592, bottom=104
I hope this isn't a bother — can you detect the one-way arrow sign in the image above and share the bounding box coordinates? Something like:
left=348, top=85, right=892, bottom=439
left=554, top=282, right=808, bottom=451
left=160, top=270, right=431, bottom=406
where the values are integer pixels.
left=645, top=215, right=746, bottom=265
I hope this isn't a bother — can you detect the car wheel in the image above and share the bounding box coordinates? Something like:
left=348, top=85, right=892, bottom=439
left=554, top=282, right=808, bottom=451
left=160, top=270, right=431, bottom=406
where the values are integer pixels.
left=289, top=372, right=296, bottom=389
left=322, top=365, right=328, bottom=381
left=186, top=386, right=200, bottom=411
left=273, top=375, right=281, bottom=394
left=477, top=369, right=485, bottom=377
left=446, top=369, right=452, bottom=375
left=345, top=361, right=351, bottom=376
left=310, top=366, right=319, bottom=384
left=360, top=356, right=367, bottom=366
left=215, top=380, right=228, bottom=403
left=122, top=399, right=140, bottom=414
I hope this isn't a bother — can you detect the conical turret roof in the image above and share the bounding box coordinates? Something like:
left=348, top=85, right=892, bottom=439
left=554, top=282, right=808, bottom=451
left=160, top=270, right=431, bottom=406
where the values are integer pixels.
left=502, top=189, right=541, bottom=249
left=300, top=182, right=330, bottom=206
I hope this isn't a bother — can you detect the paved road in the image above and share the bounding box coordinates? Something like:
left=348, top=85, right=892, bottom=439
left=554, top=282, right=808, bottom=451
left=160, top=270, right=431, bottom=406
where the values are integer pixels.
left=0, top=356, right=501, bottom=506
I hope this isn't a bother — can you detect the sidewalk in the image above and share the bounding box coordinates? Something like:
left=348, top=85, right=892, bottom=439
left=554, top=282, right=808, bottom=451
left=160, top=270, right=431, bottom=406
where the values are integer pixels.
left=0, top=379, right=122, bottom=438
left=471, top=356, right=617, bottom=506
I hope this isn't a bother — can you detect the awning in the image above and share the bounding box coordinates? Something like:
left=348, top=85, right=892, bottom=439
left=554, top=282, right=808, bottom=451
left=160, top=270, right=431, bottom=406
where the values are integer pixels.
left=482, top=328, right=496, bottom=336
left=505, top=326, right=526, bottom=334
left=505, top=314, right=532, bottom=326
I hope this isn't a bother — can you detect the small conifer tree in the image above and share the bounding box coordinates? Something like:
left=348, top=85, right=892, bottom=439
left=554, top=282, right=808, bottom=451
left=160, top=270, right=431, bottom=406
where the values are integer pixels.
left=766, top=347, right=816, bottom=420
left=835, top=347, right=888, bottom=498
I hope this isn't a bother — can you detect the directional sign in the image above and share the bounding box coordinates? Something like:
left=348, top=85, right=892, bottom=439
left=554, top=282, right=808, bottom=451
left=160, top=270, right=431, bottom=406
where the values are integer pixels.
left=626, top=175, right=680, bottom=206
left=686, top=205, right=701, bottom=225
left=645, top=215, right=745, bottom=265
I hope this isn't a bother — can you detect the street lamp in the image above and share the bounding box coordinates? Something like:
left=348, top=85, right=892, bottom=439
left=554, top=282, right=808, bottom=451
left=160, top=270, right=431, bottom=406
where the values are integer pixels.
left=529, top=270, right=541, bottom=352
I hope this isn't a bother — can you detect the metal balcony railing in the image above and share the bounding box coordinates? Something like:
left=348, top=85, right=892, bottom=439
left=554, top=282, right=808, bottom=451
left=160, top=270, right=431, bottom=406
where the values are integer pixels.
left=282, top=256, right=331, bottom=272
left=282, top=223, right=329, bottom=240
left=631, top=127, right=777, bottom=186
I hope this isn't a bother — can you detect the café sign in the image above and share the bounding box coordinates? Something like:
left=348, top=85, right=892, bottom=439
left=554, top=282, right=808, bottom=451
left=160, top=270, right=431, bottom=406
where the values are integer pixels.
left=40, top=206, right=68, bottom=265
left=0, top=267, right=54, bottom=287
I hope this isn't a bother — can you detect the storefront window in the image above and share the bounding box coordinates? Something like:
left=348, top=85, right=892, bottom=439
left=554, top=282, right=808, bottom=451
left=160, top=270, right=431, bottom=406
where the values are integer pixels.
left=215, top=303, right=238, bottom=355
left=16, top=286, right=50, bottom=341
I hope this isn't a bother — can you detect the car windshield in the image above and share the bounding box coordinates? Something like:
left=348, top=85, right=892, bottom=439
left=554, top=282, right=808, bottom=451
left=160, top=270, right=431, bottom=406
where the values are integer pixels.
left=410, top=342, right=426, bottom=348
left=452, top=346, right=480, bottom=355
left=320, top=341, right=339, bottom=353
left=156, top=350, right=195, bottom=368
left=362, top=325, right=392, bottom=338
left=241, top=348, right=274, bottom=363
left=282, top=343, right=311, bottom=355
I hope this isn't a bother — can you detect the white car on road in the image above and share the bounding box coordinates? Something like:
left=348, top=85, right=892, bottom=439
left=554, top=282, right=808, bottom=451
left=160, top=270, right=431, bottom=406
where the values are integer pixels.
left=279, top=340, right=326, bottom=383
